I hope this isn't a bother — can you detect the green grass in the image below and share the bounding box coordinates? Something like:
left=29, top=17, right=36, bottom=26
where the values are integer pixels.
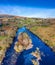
left=30, top=26, right=38, bottom=31
left=0, top=36, right=7, bottom=40
left=0, top=46, right=2, bottom=50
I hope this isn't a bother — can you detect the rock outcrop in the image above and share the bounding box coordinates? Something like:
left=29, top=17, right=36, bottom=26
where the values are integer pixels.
left=14, top=33, right=33, bottom=52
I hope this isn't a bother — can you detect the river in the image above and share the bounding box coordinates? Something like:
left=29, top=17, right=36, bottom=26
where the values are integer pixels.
left=1, top=27, right=55, bottom=65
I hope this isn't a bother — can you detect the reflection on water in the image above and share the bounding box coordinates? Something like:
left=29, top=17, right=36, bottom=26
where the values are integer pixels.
left=1, top=27, right=55, bottom=65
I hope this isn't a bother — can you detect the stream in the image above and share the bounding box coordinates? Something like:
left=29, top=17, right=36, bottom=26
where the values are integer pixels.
left=1, top=27, right=55, bottom=65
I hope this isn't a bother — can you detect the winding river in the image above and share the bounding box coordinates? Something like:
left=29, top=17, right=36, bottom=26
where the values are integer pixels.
left=1, top=27, right=55, bottom=65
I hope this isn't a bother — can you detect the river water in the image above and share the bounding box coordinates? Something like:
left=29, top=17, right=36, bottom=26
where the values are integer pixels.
left=1, top=27, right=55, bottom=65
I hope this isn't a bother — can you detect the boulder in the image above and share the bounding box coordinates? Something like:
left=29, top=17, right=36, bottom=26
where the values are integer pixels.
left=14, top=33, right=33, bottom=52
